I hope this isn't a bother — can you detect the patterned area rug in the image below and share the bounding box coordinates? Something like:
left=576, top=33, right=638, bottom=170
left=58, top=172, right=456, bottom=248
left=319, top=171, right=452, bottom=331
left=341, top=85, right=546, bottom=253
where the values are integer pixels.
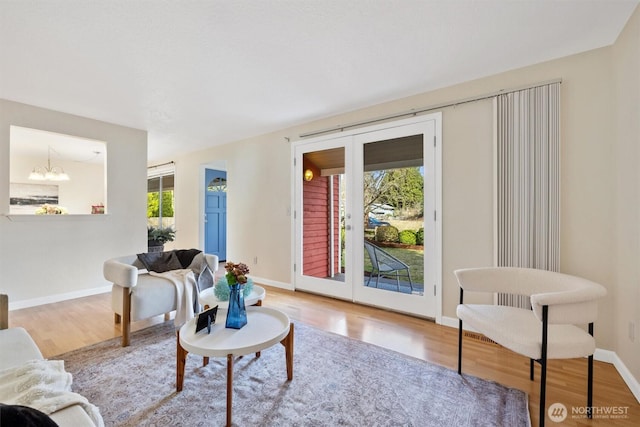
left=56, top=321, right=530, bottom=426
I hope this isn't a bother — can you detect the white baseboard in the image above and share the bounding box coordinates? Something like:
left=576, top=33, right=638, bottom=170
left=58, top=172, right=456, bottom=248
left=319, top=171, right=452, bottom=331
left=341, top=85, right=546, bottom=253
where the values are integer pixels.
left=8, top=286, right=112, bottom=310
left=442, top=315, right=640, bottom=404
left=441, top=315, right=459, bottom=329
left=596, top=348, right=640, bottom=403
left=251, top=276, right=294, bottom=291
left=441, top=315, right=479, bottom=333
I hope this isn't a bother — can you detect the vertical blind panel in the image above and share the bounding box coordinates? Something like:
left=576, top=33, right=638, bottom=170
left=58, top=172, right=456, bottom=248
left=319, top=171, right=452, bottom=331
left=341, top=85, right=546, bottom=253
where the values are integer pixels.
left=496, top=82, right=560, bottom=278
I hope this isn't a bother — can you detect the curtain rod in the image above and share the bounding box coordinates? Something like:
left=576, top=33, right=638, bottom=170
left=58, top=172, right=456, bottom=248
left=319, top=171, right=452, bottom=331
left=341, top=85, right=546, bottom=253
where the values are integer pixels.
left=147, top=161, right=174, bottom=169
left=298, top=78, right=562, bottom=139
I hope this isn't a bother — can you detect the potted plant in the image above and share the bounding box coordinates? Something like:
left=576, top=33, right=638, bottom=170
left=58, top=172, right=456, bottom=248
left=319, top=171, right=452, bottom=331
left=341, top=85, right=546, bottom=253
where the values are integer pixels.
left=147, top=226, right=176, bottom=252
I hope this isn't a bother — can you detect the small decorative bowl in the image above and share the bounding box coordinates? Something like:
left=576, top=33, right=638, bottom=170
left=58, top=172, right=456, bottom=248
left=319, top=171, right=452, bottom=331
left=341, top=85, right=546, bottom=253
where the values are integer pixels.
left=213, top=276, right=254, bottom=301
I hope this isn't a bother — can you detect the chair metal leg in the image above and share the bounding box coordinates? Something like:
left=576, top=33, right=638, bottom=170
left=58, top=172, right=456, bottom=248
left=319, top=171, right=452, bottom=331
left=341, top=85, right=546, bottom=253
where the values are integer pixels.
left=539, top=305, right=549, bottom=427
left=458, top=318, right=463, bottom=375
left=530, top=359, right=534, bottom=380
left=457, top=288, right=464, bottom=375
left=588, top=322, right=594, bottom=418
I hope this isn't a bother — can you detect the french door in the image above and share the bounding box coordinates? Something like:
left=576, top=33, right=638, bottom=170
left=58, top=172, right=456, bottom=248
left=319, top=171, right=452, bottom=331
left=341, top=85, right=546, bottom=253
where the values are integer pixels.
left=293, top=114, right=441, bottom=319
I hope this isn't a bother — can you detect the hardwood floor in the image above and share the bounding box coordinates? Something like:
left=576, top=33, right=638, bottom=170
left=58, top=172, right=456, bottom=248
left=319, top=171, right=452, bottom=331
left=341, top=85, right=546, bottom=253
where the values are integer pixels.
left=8, top=286, right=639, bottom=426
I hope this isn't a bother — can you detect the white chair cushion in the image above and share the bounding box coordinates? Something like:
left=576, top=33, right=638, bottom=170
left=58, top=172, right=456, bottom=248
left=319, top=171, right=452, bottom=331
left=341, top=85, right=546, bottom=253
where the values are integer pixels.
left=457, top=304, right=595, bottom=360
left=49, top=404, right=97, bottom=426
left=112, top=274, right=177, bottom=321
left=0, top=327, right=43, bottom=370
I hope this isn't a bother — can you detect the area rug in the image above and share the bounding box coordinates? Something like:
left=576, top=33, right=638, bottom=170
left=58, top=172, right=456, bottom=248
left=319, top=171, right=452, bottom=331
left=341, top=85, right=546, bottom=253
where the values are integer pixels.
left=56, top=321, right=530, bottom=426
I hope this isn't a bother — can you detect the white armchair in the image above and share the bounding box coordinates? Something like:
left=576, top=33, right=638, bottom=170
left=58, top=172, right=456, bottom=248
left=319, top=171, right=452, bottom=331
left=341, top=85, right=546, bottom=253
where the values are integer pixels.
left=454, top=267, right=607, bottom=427
left=104, top=252, right=218, bottom=346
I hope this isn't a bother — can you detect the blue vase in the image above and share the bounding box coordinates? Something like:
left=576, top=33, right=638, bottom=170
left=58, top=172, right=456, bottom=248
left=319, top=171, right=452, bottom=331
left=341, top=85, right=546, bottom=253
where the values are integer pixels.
left=225, top=284, right=247, bottom=329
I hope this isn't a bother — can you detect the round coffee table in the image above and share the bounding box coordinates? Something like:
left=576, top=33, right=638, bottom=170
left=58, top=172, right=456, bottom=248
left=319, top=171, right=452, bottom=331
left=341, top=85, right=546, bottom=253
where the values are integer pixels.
left=177, top=306, right=294, bottom=427
left=198, top=285, right=266, bottom=309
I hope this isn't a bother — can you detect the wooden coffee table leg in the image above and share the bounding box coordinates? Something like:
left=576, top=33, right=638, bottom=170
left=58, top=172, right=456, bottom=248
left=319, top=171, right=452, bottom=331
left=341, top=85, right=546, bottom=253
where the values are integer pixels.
left=176, top=331, right=188, bottom=392
left=253, top=301, right=263, bottom=358
left=226, top=354, right=233, bottom=427
left=280, top=323, right=294, bottom=380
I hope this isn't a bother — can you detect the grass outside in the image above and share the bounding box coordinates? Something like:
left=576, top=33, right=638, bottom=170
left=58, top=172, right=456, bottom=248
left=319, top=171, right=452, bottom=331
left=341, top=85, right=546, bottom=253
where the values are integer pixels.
left=386, top=218, right=423, bottom=232
left=357, top=218, right=426, bottom=284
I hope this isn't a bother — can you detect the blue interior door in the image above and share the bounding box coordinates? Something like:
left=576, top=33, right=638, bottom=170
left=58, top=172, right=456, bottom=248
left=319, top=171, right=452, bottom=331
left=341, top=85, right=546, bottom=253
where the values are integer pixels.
left=205, top=169, right=227, bottom=261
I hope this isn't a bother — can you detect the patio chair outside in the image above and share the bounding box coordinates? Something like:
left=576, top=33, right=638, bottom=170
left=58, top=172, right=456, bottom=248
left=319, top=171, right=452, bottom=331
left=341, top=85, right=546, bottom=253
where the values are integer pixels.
left=364, top=240, right=413, bottom=292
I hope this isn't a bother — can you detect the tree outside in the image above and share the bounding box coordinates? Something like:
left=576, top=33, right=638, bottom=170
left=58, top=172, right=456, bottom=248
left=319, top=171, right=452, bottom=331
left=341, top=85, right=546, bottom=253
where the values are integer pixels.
left=147, top=191, right=174, bottom=218
left=364, top=167, right=424, bottom=224
left=147, top=191, right=175, bottom=228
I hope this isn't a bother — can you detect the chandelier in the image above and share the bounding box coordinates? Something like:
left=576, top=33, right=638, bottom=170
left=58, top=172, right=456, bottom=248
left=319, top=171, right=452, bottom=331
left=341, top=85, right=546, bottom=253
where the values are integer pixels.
left=28, top=146, right=70, bottom=181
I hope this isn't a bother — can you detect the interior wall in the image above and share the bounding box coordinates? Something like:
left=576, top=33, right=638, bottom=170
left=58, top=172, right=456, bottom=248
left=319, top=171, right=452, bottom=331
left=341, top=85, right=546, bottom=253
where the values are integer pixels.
left=441, top=100, right=495, bottom=307
left=0, top=99, right=148, bottom=305
left=613, top=5, right=640, bottom=381
left=172, top=135, right=293, bottom=287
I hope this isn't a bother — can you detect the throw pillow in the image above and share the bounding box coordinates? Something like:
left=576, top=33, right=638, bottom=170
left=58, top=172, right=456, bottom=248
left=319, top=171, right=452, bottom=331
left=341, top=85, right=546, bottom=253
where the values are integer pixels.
left=0, top=404, right=59, bottom=427
left=174, top=248, right=202, bottom=269
left=137, top=251, right=183, bottom=273
left=197, top=264, right=214, bottom=292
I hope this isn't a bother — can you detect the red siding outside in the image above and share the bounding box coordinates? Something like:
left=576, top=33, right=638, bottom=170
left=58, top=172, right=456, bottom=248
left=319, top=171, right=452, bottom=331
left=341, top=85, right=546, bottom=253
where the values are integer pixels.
left=302, top=175, right=341, bottom=278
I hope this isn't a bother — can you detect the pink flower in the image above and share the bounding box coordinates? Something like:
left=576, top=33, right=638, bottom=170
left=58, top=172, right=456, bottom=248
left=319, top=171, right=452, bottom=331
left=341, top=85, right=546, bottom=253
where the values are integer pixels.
left=225, top=262, right=250, bottom=285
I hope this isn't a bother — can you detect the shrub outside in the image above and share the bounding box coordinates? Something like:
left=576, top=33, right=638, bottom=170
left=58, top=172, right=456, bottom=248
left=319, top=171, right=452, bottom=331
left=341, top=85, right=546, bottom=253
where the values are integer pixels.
left=375, top=225, right=400, bottom=242
left=399, top=229, right=417, bottom=245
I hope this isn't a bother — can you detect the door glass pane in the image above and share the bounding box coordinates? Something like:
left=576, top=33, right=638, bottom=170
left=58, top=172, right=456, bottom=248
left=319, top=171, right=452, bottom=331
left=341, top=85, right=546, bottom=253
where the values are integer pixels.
left=302, top=148, right=345, bottom=282
left=207, top=176, right=227, bottom=192
left=363, top=135, right=424, bottom=296
left=147, top=174, right=175, bottom=230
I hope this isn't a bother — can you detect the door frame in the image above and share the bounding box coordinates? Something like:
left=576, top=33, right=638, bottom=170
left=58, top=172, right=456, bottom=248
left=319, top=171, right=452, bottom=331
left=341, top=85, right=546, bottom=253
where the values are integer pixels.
left=204, top=168, right=227, bottom=261
left=199, top=161, right=227, bottom=253
left=291, top=113, right=442, bottom=323
left=292, top=135, right=353, bottom=300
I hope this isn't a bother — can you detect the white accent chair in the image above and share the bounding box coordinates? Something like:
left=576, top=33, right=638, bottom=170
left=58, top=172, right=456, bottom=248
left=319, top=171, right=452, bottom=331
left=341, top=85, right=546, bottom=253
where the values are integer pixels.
left=103, top=253, right=218, bottom=346
left=454, top=267, right=607, bottom=427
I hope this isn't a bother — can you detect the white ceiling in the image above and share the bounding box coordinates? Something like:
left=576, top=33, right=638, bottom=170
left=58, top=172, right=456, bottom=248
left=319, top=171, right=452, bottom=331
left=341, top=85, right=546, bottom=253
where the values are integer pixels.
left=1, top=0, right=637, bottom=162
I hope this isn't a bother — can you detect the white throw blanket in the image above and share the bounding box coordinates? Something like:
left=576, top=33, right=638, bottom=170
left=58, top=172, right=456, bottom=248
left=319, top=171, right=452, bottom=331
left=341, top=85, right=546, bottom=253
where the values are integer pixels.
left=149, top=269, right=198, bottom=327
left=0, top=359, right=104, bottom=427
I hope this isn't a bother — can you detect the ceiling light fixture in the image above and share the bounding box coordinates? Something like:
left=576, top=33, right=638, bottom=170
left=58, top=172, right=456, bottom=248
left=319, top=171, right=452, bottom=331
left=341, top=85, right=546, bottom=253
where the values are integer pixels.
left=28, top=146, right=70, bottom=181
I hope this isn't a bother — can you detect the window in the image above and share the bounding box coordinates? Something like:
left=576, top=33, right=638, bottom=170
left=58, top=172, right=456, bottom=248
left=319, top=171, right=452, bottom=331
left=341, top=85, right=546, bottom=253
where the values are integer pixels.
left=147, top=164, right=175, bottom=230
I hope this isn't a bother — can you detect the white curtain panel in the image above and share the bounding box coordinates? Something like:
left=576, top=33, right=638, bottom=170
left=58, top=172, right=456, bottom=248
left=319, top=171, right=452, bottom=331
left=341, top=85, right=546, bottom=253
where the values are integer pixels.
left=495, top=82, right=561, bottom=280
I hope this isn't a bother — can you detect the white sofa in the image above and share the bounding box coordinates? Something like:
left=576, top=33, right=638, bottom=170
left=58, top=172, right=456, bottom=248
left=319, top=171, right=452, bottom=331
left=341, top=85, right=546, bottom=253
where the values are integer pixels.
left=103, top=251, right=219, bottom=346
left=0, top=295, right=103, bottom=426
